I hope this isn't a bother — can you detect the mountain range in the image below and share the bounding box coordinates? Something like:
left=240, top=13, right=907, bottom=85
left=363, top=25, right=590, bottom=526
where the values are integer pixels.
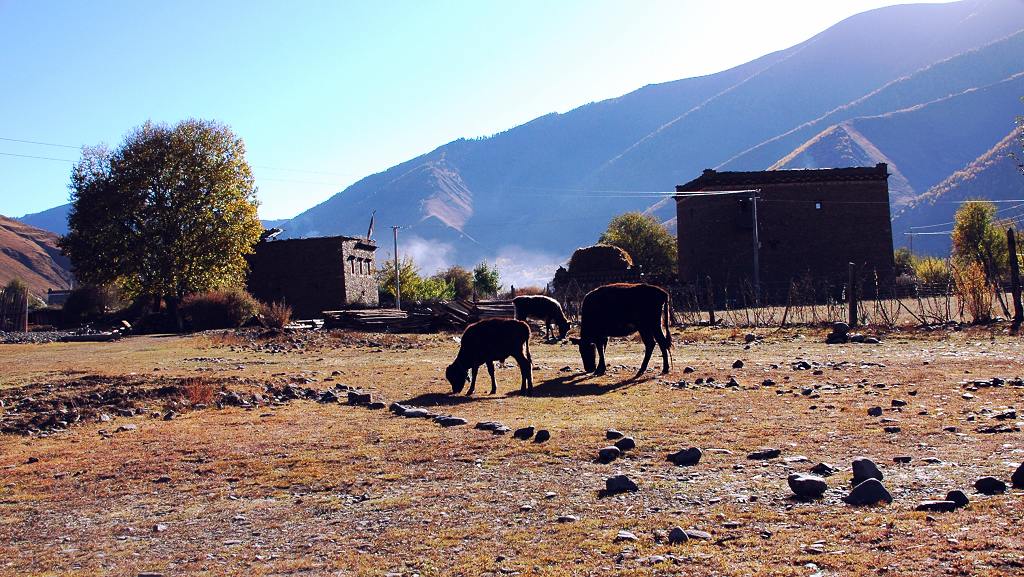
left=0, top=215, right=74, bottom=301
left=10, top=0, right=1024, bottom=286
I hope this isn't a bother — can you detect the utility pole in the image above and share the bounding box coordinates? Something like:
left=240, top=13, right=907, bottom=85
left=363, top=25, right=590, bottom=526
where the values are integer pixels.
left=750, top=189, right=761, bottom=304
left=392, top=225, right=401, bottom=310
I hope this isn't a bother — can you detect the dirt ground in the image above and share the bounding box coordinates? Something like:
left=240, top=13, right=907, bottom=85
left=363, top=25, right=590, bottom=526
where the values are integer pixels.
left=1, top=324, right=1022, bottom=577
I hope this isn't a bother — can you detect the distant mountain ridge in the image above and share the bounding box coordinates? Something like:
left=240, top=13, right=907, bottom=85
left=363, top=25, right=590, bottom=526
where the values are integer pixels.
left=274, top=0, right=1024, bottom=284
left=0, top=215, right=74, bottom=300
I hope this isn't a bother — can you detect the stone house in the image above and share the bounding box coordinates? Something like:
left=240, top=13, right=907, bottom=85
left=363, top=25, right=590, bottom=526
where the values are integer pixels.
left=247, top=235, right=378, bottom=319
left=675, top=164, right=895, bottom=298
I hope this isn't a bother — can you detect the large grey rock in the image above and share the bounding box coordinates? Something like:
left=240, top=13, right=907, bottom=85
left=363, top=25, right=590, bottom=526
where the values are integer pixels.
left=844, top=478, right=893, bottom=505
left=666, top=447, right=702, bottom=466
left=1012, top=463, right=1024, bottom=489
left=534, top=429, right=551, bottom=443
left=614, top=530, right=638, bottom=543
left=604, top=474, right=638, bottom=494
left=614, top=436, right=636, bottom=451
left=975, top=476, right=1007, bottom=495
left=513, top=426, right=535, bottom=440
left=915, top=500, right=957, bottom=512
left=605, top=429, right=624, bottom=440
left=810, top=462, right=836, bottom=477
left=851, top=457, right=883, bottom=485
left=667, top=526, right=688, bottom=544
left=945, top=490, right=969, bottom=509
left=435, top=416, right=467, bottom=427
left=867, top=406, right=883, bottom=417
left=787, top=473, right=827, bottom=499
left=747, top=448, right=781, bottom=460
left=598, top=446, right=622, bottom=464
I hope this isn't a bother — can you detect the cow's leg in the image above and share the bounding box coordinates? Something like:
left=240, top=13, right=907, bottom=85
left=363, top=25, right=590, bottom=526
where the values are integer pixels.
left=595, top=337, right=608, bottom=376
left=636, top=331, right=656, bottom=378
left=486, top=361, right=497, bottom=395
left=512, top=351, right=532, bottom=394
left=655, top=327, right=671, bottom=374
left=467, top=366, right=478, bottom=395
left=544, top=320, right=552, bottom=340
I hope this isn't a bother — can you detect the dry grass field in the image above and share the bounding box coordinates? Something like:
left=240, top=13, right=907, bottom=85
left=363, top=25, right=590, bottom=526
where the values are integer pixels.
left=1, top=324, right=1023, bottom=576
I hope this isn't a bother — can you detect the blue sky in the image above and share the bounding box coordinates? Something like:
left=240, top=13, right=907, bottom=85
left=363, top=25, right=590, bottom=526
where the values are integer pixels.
left=0, top=0, right=954, bottom=220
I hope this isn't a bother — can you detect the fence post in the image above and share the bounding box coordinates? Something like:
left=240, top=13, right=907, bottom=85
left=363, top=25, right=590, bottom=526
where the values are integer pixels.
left=1008, top=228, right=1023, bottom=333
left=704, top=275, right=716, bottom=326
left=848, top=262, right=858, bottom=328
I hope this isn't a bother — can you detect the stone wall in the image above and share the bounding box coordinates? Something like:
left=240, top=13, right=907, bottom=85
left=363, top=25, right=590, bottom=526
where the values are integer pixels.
left=340, top=238, right=379, bottom=308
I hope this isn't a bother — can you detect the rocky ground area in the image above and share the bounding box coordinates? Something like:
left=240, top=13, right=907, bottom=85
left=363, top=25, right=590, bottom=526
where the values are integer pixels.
left=1, top=325, right=1022, bottom=576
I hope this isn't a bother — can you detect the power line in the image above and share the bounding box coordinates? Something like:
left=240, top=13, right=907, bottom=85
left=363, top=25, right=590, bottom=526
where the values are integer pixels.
left=0, top=137, right=81, bottom=149
left=0, top=151, right=74, bottom=162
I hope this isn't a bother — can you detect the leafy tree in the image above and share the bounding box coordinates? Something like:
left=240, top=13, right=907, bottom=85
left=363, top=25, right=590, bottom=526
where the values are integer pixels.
left=951, top=200, right=1007, bottom=281
left=472, top=262, right=501, bottom=298
left=433, top=265, right=474, bottom=300
left=378, top=258, right=455, bottom=304
left=894, top=247, right=914, bottom=276
left=599, top=212, right=678, bottom=278
left=60, top=119, right=262, bottom=314
left=913, top=256, right=952, bottom=285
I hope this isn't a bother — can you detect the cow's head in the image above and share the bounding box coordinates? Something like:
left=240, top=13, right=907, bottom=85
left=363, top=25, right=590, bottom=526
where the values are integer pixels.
left=445, top=363, right=469, bottom=394
left=570, top=337, right=597, bottom=372
left=556, top=319, right=570, bottom=341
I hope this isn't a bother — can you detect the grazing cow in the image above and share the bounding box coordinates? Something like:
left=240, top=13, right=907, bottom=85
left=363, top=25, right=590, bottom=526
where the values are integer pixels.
left=571, top=283, right=672, bottom=378
left=446, top=318, right=534, bottom=396
left=513, top=295, right=570, bottom=340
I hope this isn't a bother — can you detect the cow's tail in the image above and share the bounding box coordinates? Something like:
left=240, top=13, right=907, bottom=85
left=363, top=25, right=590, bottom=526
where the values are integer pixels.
left=663, top=292, right=673, bottom=359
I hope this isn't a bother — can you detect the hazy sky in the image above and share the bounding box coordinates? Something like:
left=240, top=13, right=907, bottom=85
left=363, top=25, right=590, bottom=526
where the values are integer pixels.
left=0, top=0, right=957, bottom=220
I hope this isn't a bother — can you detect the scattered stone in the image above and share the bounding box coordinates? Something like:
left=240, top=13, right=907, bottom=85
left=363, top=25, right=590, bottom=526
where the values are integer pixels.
left=994, top=409, right=1018, bottom=420
left=614, top=530, right=638, bottom=543
left=1012, top=463, right=1024, bottom=489
left=162, top=411, right=177, bottom=421
left=788, top=473, right=827, bottom=499
left=893, top=456, right=912, bottom=464
left=884, top=426, right=902, bottom=434
left=974, top=476, right=1007, bottom=495
left=747, top=448, right=781, bottom=460
left=891, top=399, right=908, bottom=407
left=863, top=337, right=881, bottom=344
left=604, top=474, right=639, bottom=494
left=614, top=436, right=636, bottom=451
left=25, top=456, right=39, bottom=464
left=942, top=426, right=959, bottom=433
left=598, top=446, right=622, bottom=464
left=605, top=429, right=624, bottom=440
left=389, top=402, right=408, bottom=415
left=867, top=406, right=883, bottom=417
left=152, top=475, right=171, bottom=484
left=152, top=523, right=168, bottom=532
left=347, top=391, right=371, bottom=405
left=317, top=390, right=339, bottom=404
left=666, top=447, right=702, bottom=466
left=784, top=455, right=809, bottom=464
left=435, top=416, right=467, bottom=427
left=844, top=479, right=893, bottom=505
left=744, top=333, right=756, bottom=343
left=732, top=359, right=744, bottom=369
left=513, top=426, right=535, bottom=440
left=683, top=529, right=712, bottom=541
left=923, top=457, right=944, bottom=465
left=667, top=527, right=688, bottom=544
left=851, top=457, right=883, bottom=485
left=915, top=500, right=957, bottom=513
left=556, top=514, right=579, bottom=523
left=945, top=490, right=969, bottom=509
left=544, top=491, right=557, bottom=499
left=534, top=429, right=551, bottom=443
left=115, top=424, right=137, bottom=433
left=401, top=408, right=433, bottom=418
left=366, top=401, right=386, bottom=410
left=810, top=462, right=836, bottom=477
left=683, top=366, right=695, bottom=374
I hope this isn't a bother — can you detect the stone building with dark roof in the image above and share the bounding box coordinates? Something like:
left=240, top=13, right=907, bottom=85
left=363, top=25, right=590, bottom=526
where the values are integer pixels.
left=247, top=235, right=378, bottom=319
left=674, top=163, right=894, bottom=297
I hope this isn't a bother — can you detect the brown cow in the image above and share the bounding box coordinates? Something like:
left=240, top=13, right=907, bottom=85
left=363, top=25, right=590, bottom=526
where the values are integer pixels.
left=571, top=283, right=671, bottom=378
left=513, top=295, right=570, bottom=341
left=446, top=318, right=533, bottom=395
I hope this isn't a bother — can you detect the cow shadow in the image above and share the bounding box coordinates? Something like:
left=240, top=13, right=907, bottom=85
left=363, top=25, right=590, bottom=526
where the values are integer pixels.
left=525, top=372, right=641, bottom=398
left=397, top=391, right=501, bottom=408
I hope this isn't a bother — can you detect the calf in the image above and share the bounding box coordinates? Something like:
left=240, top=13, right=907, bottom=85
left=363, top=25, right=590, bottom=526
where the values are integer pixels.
left=571, top=283, right=672, bottom=378
left=513, top=295, right=570, bottom=340
left=446, top=318, right=534, bottom=396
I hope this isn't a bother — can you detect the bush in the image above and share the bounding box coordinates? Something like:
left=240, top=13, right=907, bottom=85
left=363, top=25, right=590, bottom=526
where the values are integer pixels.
left=62, top=285, right=123, bottom=327
left=913, top=257, right=953, bottom=286
left=953, top=261, right=993, bottom=324
left=260, top=301, right=292, bottom=329
left=181, top=377, right=215, bottom=405
left=180, top=287, right=260, bottom=331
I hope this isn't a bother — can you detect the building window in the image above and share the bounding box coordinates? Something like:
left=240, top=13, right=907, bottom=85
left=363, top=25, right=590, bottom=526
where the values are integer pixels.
left=815, top=202, right=822, bottom=210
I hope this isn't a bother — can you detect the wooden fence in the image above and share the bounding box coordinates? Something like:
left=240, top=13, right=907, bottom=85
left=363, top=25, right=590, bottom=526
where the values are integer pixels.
left=0, top=286, right=29, bottom=332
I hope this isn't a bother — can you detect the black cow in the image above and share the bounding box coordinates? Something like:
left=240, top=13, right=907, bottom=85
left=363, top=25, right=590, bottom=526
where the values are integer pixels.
left=513, top=295, right=570, bottom=341
left=446, top=318, right=533, bottom=395
left=571, top=283, right=672, bottom=378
